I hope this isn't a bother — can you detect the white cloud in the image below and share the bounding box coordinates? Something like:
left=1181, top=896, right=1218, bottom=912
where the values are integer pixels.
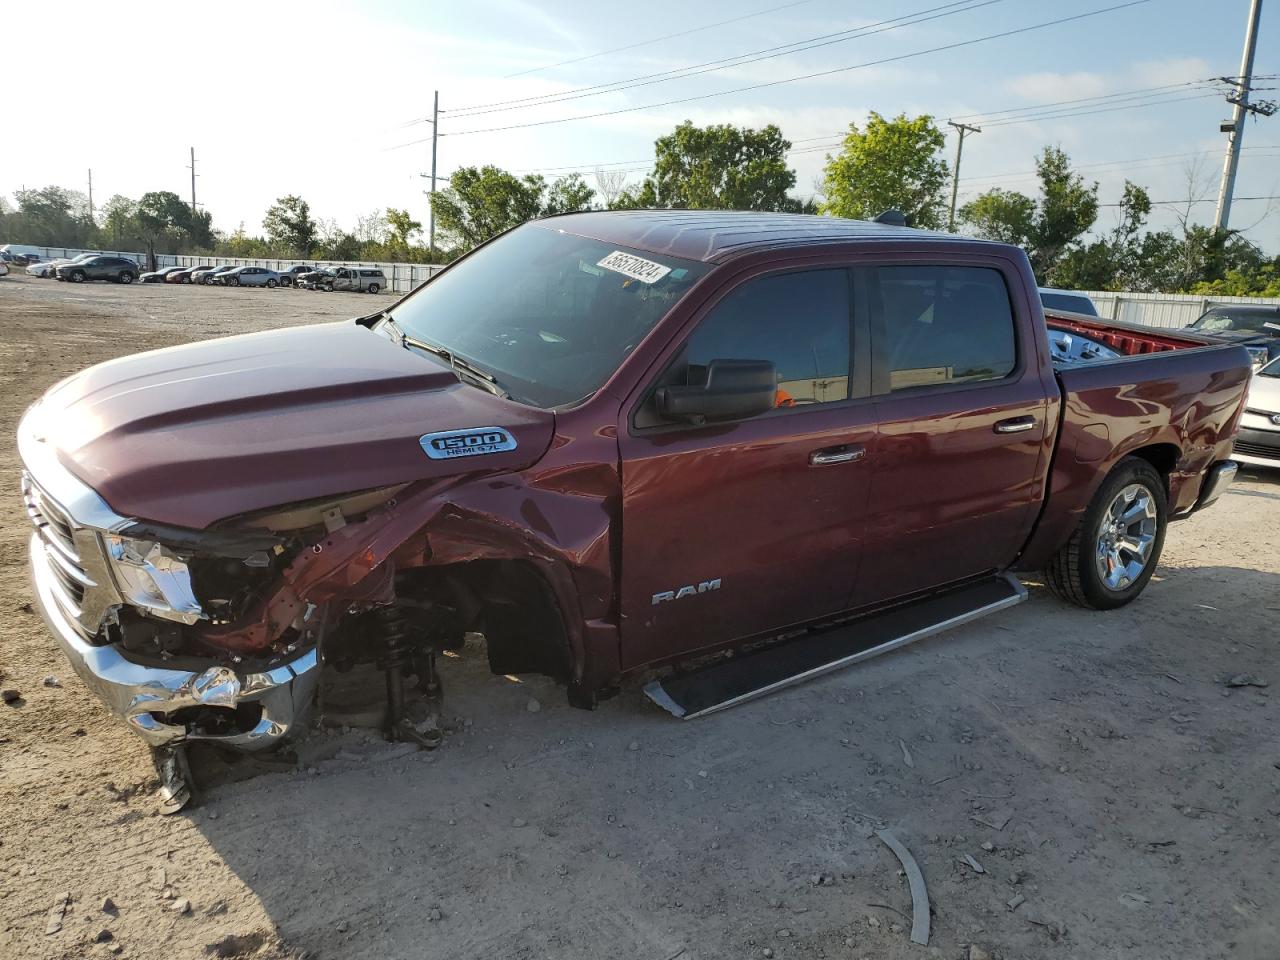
left=1131, top=57, right=1213, bottom=87
left=1005, top=71, right=1110, bottom=103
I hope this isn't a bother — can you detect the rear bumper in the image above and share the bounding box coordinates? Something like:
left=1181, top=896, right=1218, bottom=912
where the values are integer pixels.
left=30, top=532, right=319, bottom=750
left=1194, top=460, right=1238, bottom=511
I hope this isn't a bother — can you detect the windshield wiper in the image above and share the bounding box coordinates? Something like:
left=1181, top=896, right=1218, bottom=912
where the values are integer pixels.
left=377, top=314, right=510, bottom=399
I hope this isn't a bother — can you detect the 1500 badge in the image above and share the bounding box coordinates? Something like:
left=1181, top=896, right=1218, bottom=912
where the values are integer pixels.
left=420, top=427, right=517, bottom=460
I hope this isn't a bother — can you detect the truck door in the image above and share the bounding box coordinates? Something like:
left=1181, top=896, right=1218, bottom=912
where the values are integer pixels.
left=618, top=266, right=875, bottom=670
left=851, top=261, right=1051, bottom=607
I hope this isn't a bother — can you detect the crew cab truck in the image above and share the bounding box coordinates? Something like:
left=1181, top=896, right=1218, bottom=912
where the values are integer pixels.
left=18, top=211, right=1248, bottom=805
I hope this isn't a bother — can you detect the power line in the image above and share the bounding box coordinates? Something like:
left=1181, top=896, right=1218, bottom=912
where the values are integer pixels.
left=439, top=0, right=1003, bottom=119
left=980, top=90, right=1224, bottom=127
left=951, top=79, right=1214, bottom=122
left=390, top=0, right=1150, bottom=145
left=964, top=144, right=1280, bottom=184
left=502, top=0, right=820, bottom=79
left=1102, top=195, right=1280, bottom=206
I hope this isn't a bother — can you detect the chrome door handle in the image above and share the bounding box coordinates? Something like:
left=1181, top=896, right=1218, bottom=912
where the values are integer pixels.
left=994, top=416, right=1037, bottom=434
left=810, top=445, right=866, bottom=466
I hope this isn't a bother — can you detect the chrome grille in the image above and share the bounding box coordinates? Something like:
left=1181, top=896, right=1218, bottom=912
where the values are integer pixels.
left=22, top=471, right=94, bottom=629
left=1233, top=440, right=1280, bottom=461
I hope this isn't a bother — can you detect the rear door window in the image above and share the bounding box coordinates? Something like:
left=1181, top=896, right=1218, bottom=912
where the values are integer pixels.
left=872, top=266, right=1016, bottom=391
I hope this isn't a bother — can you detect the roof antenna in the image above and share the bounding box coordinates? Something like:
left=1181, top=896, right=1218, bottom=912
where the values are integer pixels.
left=873, top=209, right=908, bottom=227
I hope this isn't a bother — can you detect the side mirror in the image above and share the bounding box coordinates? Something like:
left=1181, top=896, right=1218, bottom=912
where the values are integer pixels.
left=655, top=359, right=777, bottom=424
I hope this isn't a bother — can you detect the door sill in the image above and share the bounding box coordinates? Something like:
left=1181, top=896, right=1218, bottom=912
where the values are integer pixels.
left=643, top=573, right=1026, bottom=719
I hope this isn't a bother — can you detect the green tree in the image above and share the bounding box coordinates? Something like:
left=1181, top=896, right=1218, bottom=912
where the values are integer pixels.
left=98, top=195, right=140, bottom=247
left=10, top=186, right=94, bottom=246
left=961, top=147, right=1099, bottom=283
left=620, top=121, right=797, bottom=211
left=957, top=189, right=1036, bottom=247
left=432, top=166, right=548, bottom=251
left=542, top=173, right=595, bottom=215
left=820, top=113, right=949, bottom=227
left=263, top=195, right=317, bottom=256
left=384, top=208, right=422, bottom=249
left=1053, top=182, right=1152, bottom=291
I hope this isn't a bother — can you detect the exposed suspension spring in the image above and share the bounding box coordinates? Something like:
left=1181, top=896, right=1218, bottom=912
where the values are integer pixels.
left=377, top=604, right=442, bottom=750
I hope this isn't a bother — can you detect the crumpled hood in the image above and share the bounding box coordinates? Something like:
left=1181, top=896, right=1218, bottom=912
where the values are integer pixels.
left=27, top=320, right=555, bottom=529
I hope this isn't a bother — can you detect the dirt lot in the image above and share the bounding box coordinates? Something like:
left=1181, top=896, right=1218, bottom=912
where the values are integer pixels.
left=0, top=272, right=1277, bottom=960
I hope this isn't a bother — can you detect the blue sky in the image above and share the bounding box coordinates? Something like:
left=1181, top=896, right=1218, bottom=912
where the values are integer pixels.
left=6, top=0, right=1278, bottom=251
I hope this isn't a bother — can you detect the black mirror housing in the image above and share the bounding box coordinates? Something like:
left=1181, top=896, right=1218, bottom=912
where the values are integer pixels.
left=656, top=359, right=777, bottom=423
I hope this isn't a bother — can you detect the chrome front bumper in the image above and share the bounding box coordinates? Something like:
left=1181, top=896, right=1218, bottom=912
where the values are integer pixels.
left=31, top=532, right=319, bottom=749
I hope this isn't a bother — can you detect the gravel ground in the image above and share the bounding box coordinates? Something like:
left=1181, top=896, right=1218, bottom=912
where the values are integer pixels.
left=0, top=273, right=1277, bottom=960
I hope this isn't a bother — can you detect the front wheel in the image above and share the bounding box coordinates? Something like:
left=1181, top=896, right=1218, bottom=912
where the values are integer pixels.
left=227, top=277, right=240, bottom=287
left=1045, top=457, right=1167, bottom=610
left=69, top=270, right=86, bottom=283
left=322, top=283, right=333, bottom=292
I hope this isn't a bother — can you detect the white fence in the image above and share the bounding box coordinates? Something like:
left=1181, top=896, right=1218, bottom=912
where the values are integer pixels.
left=12, top=245, right=446, bottom=294
left=12, top=245, right=1279, bottom=321
left=1079, top=290, right=1275, bottom=329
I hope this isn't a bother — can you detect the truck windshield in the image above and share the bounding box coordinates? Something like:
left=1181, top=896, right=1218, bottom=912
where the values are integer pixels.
left=385, top=223, right=709, bottom=408
left=1192, top=309, right=1280, bottom=335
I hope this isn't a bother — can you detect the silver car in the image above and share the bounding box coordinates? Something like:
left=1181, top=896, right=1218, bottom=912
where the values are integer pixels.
left=191, top=265, right=238, bottom=285
left=219, top=266, right=282, bottom=288
left=1234, top=356, right=1280, bottom=470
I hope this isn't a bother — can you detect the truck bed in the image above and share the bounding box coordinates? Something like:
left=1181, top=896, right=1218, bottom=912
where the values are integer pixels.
left=1045, top=309, right=1213, bottom=360
left=1014, top=316, right=1251, bottom=571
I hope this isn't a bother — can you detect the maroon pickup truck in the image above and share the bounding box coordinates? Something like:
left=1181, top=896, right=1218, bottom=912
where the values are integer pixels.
left=18, top=211, right=1249, bottom=803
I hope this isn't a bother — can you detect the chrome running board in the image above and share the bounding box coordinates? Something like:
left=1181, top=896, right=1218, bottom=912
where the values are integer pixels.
left=644, top=574, right=1027, bottom=720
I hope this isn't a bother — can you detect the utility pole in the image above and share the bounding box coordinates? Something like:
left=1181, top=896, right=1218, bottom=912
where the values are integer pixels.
left=946, top=120, right=982, bottom=232
left=418, top=91, right=440, bottom=261
left=187, top=147, right=198, bottom=214
left=1214, top=0, right=1274, bottom=232
left=87, top=169, right=94, bottom=222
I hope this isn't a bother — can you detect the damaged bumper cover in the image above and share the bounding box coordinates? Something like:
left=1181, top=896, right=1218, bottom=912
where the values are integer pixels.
left=30, top=531, right=320, bottom=749
left=20, top=407, right=319, bottom=750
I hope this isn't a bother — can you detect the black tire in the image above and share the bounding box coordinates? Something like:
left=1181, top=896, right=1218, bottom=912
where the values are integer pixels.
left=227, top=277, right=240, bottom=287
left=266, top=278, right=278, bottom=288
left=367, top=283, right=380, bottom=294
left=119, top=271, right=135, bottom=284
left=323, top=283, right=333, bottom=292
left=69, top=270, right=86, bottom=283
left=181, top=276, right=191, bottom=284
left=1045, top=456, right=1167, bottom=610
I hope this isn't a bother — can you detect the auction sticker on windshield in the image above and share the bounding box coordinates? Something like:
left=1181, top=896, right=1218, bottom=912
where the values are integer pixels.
left=597, top=250, right=672, bottom=284
left=420, top=427, right=517, bottom=460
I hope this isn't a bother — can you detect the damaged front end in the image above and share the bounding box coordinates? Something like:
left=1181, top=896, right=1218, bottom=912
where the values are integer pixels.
left=21, top=423, right=329, bottom=750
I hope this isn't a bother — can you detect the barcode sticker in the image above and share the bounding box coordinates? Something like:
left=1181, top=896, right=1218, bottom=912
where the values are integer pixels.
left=597, top=250, right=672, bottom=284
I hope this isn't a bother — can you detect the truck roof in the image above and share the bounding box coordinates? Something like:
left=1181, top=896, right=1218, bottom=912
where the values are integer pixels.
left=540, top=209, right=990, bottom=263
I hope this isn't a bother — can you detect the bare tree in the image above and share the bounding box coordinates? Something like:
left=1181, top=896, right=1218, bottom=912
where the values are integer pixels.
left=593, top=167, right=629, bottom=208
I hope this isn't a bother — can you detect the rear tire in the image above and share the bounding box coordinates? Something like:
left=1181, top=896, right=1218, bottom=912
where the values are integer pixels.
left=1045, top=456, right=1167, bottom=610
left=368, top=283, right=380, bottom=294
left=119, top=271, right=135, bottom=284
left=266, top=278, right=278, bottom=288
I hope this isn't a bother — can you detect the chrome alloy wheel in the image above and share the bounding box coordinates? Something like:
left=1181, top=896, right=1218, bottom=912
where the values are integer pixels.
left=1095, top=483, right=1157, bottom=591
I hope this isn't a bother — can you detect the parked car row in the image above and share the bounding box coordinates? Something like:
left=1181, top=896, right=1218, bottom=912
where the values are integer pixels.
left=25, top=253, right=140, bottom=283
left=24, top=256, right=388, bottom=293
